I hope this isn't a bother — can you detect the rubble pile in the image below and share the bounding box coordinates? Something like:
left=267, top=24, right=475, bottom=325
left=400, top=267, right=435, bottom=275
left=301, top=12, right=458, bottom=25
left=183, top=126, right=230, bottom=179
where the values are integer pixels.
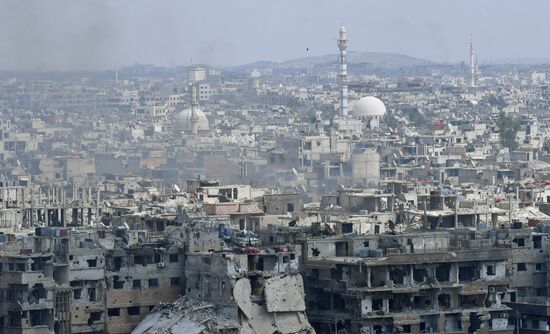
left=131, top=296, right=239, bottom=334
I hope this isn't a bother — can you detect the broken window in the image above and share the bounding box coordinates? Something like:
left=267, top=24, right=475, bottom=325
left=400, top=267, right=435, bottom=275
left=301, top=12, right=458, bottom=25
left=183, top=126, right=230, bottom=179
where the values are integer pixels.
left=148, top=278, right=159, bottom=288
left=132, top=279, right=141, bottom=289
left=134, top=255, right=147, bottom=266
left=127, top=306, right=140, bottom=316
left=107, top=308, right=120, bottom=317
left=413, top=295, right=433, bottom=309
left=287, top=203, right=295, bottom=213
left=112, top=257, right=123, bottom=271
left=533, top=235, right=542, bottom=249
left=468, top=313, right=482, bottom=333
left=389, top=267, right=407, bottom=285
left=372, top=298, right=383, bottom=311
left=311, top=248, right=320, bottom=257
left=311, top=269, right=320, bottom=279
left=74, top=289, right=82, bottom=300
left=517, top=263, right=527, bottom=271
left=170, top=277, right=180, bottom=287
left=330, top=266, right=342, bottom=281
left=113, top=277, right=124, bottom=289
left=514, top=238, right=525, bottom=247
left=413, top=267, right=429, bottom=283
left=169, top=254, right=178, bottom=263
left=29, top=309, right=47, bottom=327
left=536, top=263, right=546, bottom=272
left=154, top=253, right=162, bottom=263
left=88, top=288, right=96, bottom=302
left=87, top=258, right=97, bottom=268
left=486, top=265, right=495, bottom=276
left=87, top=312, right=101, bottom=326
left=460, top=295, right=482, bottom=308
left=371, top=267, right=388, bottom=287
left=255, top=257, right=264, bottom=271
left=459, top=266, right=477, bottom=282
left=436, top=263, right=451, bottom=282
left=335, top=242, right=348, bottom=257
left=438, top=294, right=451, bottom=309
left=341, top=223, right=353, bottom=234
left=31, top=284, right=46, bottom=301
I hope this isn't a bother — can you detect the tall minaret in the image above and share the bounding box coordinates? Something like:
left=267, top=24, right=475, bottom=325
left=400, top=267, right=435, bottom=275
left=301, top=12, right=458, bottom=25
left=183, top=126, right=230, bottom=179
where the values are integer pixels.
left=190, top=86, right=199, bottom=136
left=337, top=26, right=348, bottom=116
left=469, top=38, right=476, bottom=87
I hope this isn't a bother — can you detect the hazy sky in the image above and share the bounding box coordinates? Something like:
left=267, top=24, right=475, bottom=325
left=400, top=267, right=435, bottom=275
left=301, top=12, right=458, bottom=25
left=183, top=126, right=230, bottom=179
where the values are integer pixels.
left=0, top=0, right=548, bottom=71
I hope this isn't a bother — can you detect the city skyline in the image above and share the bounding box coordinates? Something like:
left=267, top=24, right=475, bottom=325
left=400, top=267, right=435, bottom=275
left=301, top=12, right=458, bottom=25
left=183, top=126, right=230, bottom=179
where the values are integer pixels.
left=1, top=0, right=550, bottom=71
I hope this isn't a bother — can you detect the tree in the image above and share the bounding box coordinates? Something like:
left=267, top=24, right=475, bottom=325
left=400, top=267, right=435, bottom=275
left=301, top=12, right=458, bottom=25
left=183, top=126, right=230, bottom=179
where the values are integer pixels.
left=486, top=95, right=507, bottom=109
left=496, top=112, right=519, bottom=151
left=383, top=113, right=399, bottom=130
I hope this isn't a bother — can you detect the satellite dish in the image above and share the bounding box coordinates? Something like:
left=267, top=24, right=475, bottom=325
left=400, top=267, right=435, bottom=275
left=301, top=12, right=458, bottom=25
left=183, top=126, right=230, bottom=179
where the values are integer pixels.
left=292, top=168, right=298, bottom=175
left=173, top=184, right=181, bottom=192
left=123, top=222, right=130, bottom=229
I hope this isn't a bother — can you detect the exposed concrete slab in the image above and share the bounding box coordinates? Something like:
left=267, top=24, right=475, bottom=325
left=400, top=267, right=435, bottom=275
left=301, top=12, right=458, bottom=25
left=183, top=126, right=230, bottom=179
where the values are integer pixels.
left=233, top=278, right=253, bottom=318
left=264, top=275, right=306, bottom=312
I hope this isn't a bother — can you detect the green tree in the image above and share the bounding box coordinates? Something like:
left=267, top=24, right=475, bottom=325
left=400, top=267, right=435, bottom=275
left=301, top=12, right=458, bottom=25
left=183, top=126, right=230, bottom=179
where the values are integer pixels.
left=383, top=113, right=399, bottom=130
left=486, top=95, right=507, bottom=109
left=496, top=112, right=519, bottom=151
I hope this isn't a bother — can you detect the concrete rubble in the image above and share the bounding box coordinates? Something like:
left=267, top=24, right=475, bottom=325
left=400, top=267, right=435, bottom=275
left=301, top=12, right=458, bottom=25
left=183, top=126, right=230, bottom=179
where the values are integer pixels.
left=131, top=296, right=239, bottom=334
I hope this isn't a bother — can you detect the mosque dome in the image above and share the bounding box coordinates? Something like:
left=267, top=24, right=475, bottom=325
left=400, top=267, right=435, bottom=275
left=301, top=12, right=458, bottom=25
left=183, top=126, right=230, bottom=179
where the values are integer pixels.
left=174, top=107, right=210, bottom=132
left=353, top=96, right=387, bottom=118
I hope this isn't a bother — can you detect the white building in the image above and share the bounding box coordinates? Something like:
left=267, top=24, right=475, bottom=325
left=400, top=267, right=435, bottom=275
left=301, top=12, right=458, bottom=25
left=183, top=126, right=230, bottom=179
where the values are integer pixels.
left=353, top=96, right=387, bottom=130
left=188, top=67, right=207, bottom=82
left=197, top=83, right=217, bottom=102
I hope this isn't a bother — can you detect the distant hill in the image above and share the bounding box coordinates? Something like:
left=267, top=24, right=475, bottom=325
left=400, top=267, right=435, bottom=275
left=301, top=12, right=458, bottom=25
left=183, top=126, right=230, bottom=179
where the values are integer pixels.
left=231, top=51, right=434, bottom=71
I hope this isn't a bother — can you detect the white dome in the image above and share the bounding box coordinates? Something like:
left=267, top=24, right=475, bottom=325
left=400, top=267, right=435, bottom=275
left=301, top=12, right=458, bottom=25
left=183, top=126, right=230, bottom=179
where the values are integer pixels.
left=353, top=96, right=387, bottom=118
left=174, top=108, right=210, bottom=132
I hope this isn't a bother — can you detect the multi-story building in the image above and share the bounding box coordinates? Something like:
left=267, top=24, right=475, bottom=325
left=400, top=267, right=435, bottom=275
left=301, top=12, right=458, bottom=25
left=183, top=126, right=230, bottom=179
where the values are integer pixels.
left=302, top=230, right=516, bottom=334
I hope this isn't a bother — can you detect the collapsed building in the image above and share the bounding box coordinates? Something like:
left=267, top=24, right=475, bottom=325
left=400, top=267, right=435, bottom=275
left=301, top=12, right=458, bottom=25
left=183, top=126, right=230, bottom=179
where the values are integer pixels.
left=161, top=215, right=315, bottom=334
left=0, top=199, right=315, bottom=334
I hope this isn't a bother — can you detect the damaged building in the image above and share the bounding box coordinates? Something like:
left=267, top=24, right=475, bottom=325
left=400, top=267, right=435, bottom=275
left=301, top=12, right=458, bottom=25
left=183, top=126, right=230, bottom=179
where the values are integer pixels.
left=302, top=230, right=517, bottom=333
